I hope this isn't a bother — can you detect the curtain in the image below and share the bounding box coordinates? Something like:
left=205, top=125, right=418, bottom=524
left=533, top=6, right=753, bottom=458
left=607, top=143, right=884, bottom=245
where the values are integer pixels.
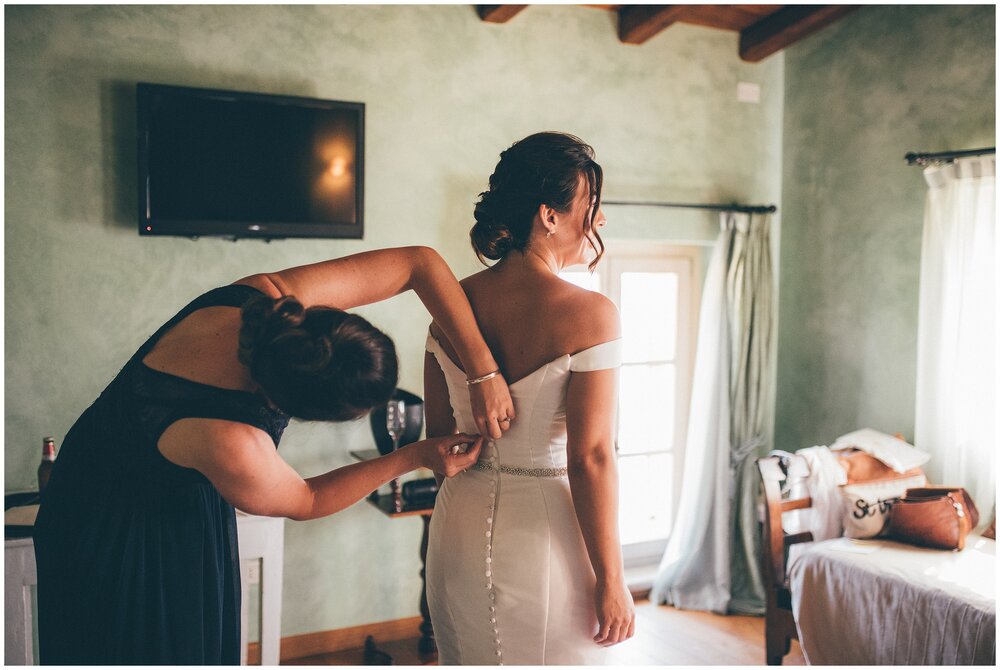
left=726, top=213, right=773, bottom=614
left=915, top=156, right=996, bottom=526
left=650, top=212, right=774, bottom=614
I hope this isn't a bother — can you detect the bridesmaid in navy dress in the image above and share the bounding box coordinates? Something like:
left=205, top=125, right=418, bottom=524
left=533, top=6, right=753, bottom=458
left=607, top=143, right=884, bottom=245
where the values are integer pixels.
left=33, top=246, right=514, bottom=664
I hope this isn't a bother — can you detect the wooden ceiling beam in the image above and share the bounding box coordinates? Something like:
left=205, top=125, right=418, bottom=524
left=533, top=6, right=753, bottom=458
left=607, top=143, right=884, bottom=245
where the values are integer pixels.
left=678, top=5, right=784, bottom=32
left=476, top=5, right=528, bottom=23
left=618, top=5, right=693, bottom=45
left=739, top=5, right=858, bottom=62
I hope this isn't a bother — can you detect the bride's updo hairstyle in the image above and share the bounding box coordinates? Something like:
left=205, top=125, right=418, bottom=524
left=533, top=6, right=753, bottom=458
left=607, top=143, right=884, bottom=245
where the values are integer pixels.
left=471, top=131, right=605, bottom=271
left=238, top=295, right=398, bottom=421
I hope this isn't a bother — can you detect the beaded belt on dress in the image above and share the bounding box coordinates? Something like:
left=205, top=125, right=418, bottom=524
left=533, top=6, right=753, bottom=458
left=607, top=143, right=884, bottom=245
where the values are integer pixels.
left=471, top=460, right=568, bottom=478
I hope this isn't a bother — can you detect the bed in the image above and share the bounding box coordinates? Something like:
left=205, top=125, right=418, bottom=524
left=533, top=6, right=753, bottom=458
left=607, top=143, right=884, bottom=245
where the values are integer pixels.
left=788, top=534, right=995, bottom=665
left=758, top=453, right=996, bottom=665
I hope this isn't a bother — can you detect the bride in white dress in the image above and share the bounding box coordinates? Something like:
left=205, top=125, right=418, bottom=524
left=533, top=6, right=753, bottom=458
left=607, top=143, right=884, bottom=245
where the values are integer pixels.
left=424, top=132, right=635, bottom=665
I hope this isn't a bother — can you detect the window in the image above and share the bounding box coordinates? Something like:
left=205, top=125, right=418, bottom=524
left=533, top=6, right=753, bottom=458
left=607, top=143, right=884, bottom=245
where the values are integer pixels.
left=562, top=242, right=700, bottom=563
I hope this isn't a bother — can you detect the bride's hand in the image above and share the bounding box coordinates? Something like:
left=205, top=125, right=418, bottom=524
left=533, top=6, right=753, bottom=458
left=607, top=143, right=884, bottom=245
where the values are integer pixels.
left=410, top=434, right=484, bottom=477
left=593, top=579, right=636, bottom=646
left=468, top=374, right=515, bottom=439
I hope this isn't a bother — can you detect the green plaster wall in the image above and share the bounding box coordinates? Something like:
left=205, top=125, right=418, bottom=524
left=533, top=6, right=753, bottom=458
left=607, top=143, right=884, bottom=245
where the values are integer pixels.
left=5, top=5, right=782, bottom=637
left=775, top=5, right=995, bottom=451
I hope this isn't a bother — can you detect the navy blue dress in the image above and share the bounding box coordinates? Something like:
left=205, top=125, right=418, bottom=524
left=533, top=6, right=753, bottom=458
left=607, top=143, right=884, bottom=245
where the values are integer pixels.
left=33, top=285, right=290, bottom=665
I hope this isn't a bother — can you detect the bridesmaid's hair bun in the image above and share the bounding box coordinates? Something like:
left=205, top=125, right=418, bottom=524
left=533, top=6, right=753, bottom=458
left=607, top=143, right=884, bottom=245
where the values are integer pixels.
left=470, top=132, right=606, bottom=270
left=238, top=296, right=307, bottom=364
left=238, top=294, right=398, bottom=421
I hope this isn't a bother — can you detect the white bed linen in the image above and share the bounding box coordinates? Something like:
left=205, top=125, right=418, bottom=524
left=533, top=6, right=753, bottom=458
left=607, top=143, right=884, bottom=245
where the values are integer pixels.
left=788, top=535, right=996, bottom=665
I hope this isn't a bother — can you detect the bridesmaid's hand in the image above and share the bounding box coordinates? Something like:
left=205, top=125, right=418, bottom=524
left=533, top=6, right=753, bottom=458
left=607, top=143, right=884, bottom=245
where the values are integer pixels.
left=593, top=579, right=636, bottom=646
left=468, top=374, right=516, bottom=439
left=411, top=434, right=484, bottom=477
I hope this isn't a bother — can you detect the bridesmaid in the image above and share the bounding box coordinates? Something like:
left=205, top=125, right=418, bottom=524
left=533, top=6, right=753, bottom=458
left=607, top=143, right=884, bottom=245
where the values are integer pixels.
left=33, top=246, right=514, bottom=664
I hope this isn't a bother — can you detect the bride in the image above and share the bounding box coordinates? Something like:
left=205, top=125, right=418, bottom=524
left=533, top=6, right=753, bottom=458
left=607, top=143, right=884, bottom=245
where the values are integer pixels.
left=424, top=132, right=635, bottom=664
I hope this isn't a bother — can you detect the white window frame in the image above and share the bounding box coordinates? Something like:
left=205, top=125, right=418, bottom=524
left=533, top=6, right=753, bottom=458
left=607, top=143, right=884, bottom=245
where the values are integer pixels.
left=568, top=241, right=701, bottom=567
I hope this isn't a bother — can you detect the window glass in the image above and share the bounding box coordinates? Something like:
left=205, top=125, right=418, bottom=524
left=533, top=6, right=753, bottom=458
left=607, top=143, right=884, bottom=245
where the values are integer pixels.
left=621, top=272, right=678, bottom=362
left=617, top=364, right=675, bottom=454
left=618, top=453, right=674, bottom=545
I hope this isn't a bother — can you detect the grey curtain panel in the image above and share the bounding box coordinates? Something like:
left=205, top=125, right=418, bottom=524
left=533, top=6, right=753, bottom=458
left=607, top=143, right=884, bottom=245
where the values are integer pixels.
left=726, top=212, right=773, bottom=615
left=650, top=212, right=774, bottom=615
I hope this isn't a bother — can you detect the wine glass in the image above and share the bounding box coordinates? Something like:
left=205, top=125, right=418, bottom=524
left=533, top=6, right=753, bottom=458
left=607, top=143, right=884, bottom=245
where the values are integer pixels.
left=386, top=399, right=407, bottom=452
left=385, top=399, right=407, bottom=511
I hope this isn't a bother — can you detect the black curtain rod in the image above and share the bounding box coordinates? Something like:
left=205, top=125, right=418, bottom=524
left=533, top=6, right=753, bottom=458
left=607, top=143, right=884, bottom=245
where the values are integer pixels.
left=602, top=200, right=777, bottom=215
left=905, top=147, right=995, bottom=166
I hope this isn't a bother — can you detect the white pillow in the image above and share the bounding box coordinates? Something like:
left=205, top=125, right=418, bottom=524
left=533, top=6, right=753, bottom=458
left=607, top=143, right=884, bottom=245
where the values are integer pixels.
left=840, top=474, right=927, bottom=538
left=830, top=428, right=930, bottom=473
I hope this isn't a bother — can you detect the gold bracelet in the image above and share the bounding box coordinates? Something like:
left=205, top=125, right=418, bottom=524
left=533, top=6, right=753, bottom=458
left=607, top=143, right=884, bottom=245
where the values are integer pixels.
left=466, top=369, right=501, bottom=386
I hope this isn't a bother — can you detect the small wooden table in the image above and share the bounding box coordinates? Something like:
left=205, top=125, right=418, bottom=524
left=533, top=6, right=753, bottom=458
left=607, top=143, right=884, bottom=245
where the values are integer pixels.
left=350, top=449, right=437, bottom=662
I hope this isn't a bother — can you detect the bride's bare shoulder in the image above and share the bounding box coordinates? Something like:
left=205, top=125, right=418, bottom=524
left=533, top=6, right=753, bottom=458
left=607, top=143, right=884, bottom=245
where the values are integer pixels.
left=458, top=266, right=619, bottom=348
left=559, top=284, right=620, bottom=347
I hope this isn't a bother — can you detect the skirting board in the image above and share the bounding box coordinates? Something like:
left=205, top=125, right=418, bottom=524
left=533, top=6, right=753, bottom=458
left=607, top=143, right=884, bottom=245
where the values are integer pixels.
left=247, top=615, right=425, bottom=663
left=246, top=587, right=650, bottom=664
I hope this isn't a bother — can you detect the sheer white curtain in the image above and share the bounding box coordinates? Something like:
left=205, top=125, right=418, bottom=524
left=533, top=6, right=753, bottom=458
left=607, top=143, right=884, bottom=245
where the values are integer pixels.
left=649, top=212, right=774, bottom=614
left=648, top=216, right=732, bottom=613
left=915, top=156, right=996, bottom=525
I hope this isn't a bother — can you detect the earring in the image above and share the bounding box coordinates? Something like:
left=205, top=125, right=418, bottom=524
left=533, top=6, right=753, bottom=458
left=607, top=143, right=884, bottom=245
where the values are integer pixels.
left=546, top=229, right=554, bottom=238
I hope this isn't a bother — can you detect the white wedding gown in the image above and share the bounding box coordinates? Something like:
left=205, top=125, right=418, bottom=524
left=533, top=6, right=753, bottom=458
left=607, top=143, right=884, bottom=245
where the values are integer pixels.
left=425, top=333, right=622, bottom=665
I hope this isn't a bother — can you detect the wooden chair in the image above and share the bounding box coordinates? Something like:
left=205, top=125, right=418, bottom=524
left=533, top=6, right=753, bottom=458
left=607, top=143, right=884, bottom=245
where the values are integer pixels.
left=757, top=455, right=815, bottom=665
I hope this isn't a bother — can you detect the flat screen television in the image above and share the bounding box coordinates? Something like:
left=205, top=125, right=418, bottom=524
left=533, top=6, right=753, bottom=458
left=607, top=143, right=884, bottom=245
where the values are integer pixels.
left=137, top=83, right=364, bottom=239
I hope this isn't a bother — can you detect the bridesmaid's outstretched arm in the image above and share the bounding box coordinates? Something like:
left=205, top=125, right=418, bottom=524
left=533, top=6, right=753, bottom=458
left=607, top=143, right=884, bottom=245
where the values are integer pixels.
left=159, top=417, right=483, bottom=520
left=235, top=246, right=512, bottom=438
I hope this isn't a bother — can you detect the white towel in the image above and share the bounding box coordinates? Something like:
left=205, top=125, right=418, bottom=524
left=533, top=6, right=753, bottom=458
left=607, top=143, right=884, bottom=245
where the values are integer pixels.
left=795, top=445, right=848, bottom=542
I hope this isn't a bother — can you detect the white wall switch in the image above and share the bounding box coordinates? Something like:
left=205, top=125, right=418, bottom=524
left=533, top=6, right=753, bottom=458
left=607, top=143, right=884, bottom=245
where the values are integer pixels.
left=737, top=81, right=761, bottom=104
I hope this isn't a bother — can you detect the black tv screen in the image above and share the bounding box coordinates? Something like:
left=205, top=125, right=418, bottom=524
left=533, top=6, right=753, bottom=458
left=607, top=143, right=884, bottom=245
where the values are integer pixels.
left=138, top=83, right=364, bottom=239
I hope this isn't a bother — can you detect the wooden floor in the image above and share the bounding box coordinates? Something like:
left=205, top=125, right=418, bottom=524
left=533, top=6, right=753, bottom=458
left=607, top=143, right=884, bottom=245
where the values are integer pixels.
left=283, top=600, right=806, bottom=665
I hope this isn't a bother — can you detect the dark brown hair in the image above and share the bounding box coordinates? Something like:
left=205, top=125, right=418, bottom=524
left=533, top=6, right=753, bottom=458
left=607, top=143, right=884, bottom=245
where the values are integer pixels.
left=470, top=131, right=605, bottom=271
left=238, top=295, right=398, bottom=421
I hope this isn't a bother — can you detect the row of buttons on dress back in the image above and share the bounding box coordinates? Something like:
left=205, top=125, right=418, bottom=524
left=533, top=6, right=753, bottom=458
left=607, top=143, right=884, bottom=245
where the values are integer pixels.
left=481, top=440, right=503, bottom=664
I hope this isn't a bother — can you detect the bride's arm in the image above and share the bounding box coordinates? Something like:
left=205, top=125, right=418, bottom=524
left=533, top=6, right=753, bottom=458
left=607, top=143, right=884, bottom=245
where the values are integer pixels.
left=564, top=291, right=634, bottom=647
left=566, top=367, right=635, bottom=647
left=424, top=350, right=458, bottom=488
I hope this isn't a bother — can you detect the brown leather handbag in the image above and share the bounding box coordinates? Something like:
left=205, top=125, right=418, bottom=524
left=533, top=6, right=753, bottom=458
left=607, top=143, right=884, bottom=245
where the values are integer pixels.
left=886, top=487, right=977, bottom=551
left=903, top=486, right=980, bottom=528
